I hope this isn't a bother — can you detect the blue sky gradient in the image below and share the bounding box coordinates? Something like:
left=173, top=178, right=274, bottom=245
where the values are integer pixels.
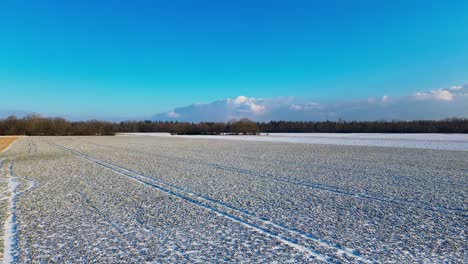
left=1, top=0, right=467, bottom=120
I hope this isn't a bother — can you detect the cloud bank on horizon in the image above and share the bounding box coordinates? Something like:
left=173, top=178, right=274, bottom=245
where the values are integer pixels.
left=154, top=85, right=468, bottom=122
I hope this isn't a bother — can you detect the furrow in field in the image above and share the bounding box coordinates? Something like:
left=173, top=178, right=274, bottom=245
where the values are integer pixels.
left=2, top=139, right=38, bottom=264
left=48, top=141, right=374, bottom=263
left=3, top=161, right=20, bottom=264
left=124, top=140, right=464, bottom=186
left=73, top=140, right=466, bottom=216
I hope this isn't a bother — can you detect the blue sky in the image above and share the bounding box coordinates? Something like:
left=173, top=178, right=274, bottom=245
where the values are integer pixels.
left=1, top=0, right=467, bottom=120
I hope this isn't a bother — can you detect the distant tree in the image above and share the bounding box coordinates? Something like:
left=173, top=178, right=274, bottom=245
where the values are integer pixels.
left=231, top=119, right=259, bottom=135
left=0, top=116, right=466, bottom=136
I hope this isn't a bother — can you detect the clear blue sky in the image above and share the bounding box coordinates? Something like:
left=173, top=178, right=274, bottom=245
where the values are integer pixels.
left=1, top=0, right=467, bottom=119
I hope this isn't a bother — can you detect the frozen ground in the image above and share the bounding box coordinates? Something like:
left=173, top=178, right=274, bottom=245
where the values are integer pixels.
left=121, top=133, right=468, bottom=151
left=0, top=136, right=466, bottom=263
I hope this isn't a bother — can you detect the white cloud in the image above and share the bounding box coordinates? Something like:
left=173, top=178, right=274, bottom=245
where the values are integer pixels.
left=290, top=102, right=321, bottom=111
left=414, top=88, right=454, bottom=101
left=249, top=103, right=265, bottom=113
left=227, top=95, right=266, bottom=114
left=153, top=85, right=467, bottom=122
left=289, top=104, right=303, bottom=111
left=450, top=85, right=463, bottom=91
left=381, top=95, right=389, bottom=103
left=233, top=96, right=248, bottom=104
left=167, top=111, right=180, bottom=118
left=434, top=90, right=454, bottom=101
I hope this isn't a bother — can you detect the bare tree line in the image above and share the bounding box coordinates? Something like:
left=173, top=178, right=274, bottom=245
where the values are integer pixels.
left=0, top=114, right=115, bottom=136
left=0, top=115, right=467, bottom=136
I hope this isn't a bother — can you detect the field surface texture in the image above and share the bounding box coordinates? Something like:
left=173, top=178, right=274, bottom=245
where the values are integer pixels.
left=0, top=135, right=466, bottom=263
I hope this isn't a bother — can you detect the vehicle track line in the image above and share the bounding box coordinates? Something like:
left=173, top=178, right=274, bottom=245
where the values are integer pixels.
left=2, top=139, right=38, bottom=264
left=74, top=140, right=467, bottom=216
left=3, top=161, right=20, bottom=264
left=48, top=141, right=373, bottom=263
left=103, top=140, right=465, bottom=188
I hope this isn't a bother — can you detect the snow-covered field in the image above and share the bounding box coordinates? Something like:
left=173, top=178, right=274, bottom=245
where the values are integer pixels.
left=121, top=133, right=468, bottom=151
left=0, top=136, right=466, bottom=263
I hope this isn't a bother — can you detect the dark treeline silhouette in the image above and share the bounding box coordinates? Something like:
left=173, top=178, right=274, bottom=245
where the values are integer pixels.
left=258, top=119, right=468, bottom=133
left=0, top=115, right=467, bottom=136
left=0, top=115, right=115, bottom=136
left=117, top=118, right=261, bottom=135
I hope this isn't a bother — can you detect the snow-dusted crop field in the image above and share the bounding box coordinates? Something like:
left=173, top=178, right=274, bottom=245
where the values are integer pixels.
left=120, top=133, right=468, bottom=151
left=0, top=136, right=466, bottom=263
left=170, top=133, right=468, bottom=151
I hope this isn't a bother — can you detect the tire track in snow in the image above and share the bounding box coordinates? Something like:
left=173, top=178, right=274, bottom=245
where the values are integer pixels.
left=74, top=140, right=467, bottom=217
left=48, top=141, right=373, bottom=263
left=3, top=161, right=24, bottom=264
left=2, top=139, right=38, bottom=264
left=100, top=140, right=466, bottom=189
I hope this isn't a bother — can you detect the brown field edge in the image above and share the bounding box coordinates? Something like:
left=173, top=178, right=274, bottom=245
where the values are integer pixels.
left=0, top=137, right=18, bottom=152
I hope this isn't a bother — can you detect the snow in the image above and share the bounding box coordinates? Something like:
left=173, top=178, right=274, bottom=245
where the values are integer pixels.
left=121, top=133, right=468, bottom=151
left=1, top=136, right=466, bottom=262
left=3, top=162, right=20, bottom=264
left=50, top=141, right=366, bottom=262
left=118, top=133, right=172, bottom=137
